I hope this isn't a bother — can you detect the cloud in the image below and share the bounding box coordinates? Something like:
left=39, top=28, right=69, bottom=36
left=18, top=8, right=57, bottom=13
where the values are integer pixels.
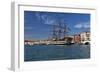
left=41, top=15, right=56, bottom=25
left=84, top=23, right=90, bottom=28
left=74, top=21, right=90, bottom=29
left=35, top=13, right=41, bottom=20
left=35, top=13, right=56, bottom=25
left=74, top=24, right=82, bottom=28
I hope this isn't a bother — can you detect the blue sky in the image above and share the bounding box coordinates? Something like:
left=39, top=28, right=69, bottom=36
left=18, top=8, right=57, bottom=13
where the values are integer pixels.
left=24, top=11, right=90, bottom=40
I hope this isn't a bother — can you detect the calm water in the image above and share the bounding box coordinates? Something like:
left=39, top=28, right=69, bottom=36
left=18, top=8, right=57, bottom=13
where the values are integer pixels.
left=24, top=44, right=90, bottom=61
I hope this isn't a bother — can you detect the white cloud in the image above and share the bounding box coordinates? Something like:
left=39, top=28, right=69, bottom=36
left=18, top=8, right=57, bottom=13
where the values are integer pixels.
left=41, top=15, right=56, bottom=25
left=74, top=21, right=90, bottom=29
left=35, top=13, right=41, bottom=20
left=74, top=24, right=82, bottom=28
left=35, top=13, right=56, bottom=25
left=84, top=24, right=90, bottom=28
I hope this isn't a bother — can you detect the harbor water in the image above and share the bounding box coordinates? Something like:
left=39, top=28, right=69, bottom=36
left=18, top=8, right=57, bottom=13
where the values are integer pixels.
left=24, top=44, right=90, bottom=61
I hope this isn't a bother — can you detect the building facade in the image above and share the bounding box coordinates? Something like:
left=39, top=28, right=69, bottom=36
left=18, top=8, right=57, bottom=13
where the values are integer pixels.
left=80, top=32, right=90, bottom=44
left=73, top=34, right=81, bottom=43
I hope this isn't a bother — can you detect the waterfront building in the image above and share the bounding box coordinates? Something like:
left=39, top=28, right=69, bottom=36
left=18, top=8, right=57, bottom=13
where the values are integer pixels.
left=73, top=34, right=81, bottom=43
left=24, top=40, right=35, bottom=45
left=80, top=32, right=90, bottom=44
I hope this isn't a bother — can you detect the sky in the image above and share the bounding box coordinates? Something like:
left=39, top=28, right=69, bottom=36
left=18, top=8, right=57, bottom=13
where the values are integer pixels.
left=24, top=11, right=90, bottom=40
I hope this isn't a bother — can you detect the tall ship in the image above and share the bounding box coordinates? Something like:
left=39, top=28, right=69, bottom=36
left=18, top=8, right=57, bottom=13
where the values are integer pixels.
left=49, top=22, right=72, bottom=45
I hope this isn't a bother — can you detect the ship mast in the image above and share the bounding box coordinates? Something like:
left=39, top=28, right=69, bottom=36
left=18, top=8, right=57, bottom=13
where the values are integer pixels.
left=52, top=22, right=69, bottom=41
